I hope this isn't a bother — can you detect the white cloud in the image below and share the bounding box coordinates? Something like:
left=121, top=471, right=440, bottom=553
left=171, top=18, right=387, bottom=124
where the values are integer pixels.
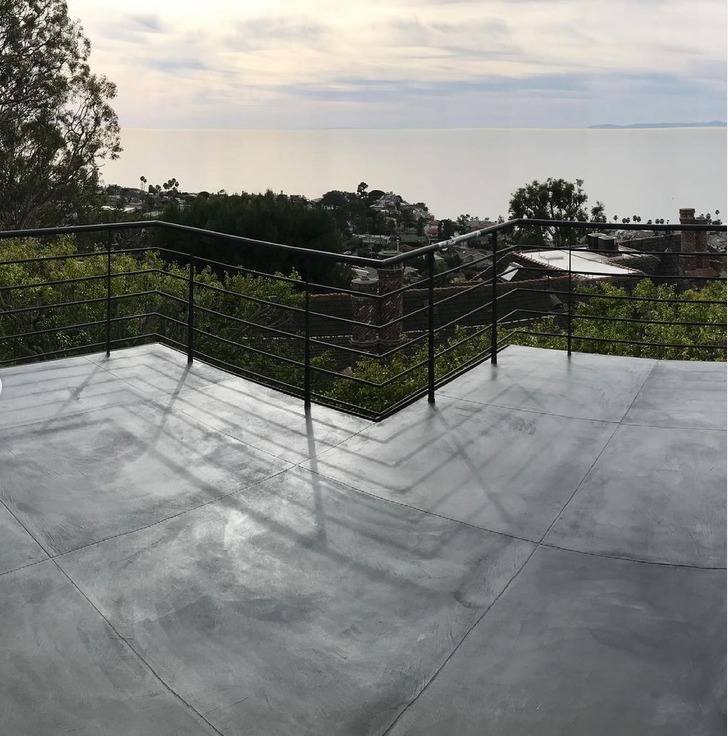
left=65, top=0, right=726, bottom=128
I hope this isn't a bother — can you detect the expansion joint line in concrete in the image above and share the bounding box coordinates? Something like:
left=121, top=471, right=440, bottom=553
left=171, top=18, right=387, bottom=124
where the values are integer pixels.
left=305, top=467, right=726, bottom=571
left=538, top=542, right=727, bottom=571
left=44, top=466, right=294, bottom=562
left=0, top=493, right=224, bottom=734
left=437, top=392, right=623, bottom=425
left=51, top=559, right=227, bottom=736
left=0, top=496, right=55, bottom=560
left=536, top=360, right=657, bottom=548
left=381, top=542, right=541, bottom=735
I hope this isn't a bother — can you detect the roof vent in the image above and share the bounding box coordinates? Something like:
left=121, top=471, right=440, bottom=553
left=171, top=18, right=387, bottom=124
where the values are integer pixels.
left=587, top=233, right=617, bottom=252
left=597, top=234, right=617, bottom=252
left=586, top=233, right=600, bottom=251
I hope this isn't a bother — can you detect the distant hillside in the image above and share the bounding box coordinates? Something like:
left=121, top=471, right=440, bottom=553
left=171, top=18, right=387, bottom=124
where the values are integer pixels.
left=589, top=121, right=726, bottom=129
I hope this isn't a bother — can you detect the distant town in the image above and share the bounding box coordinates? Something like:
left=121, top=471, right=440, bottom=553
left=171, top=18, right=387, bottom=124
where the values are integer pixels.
left=101, top=181, right=495, bottom=255
left=101, top=179, right=726, bottom=294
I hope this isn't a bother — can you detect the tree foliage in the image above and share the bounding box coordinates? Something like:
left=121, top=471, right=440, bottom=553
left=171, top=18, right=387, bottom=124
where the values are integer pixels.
left=2, top=238, right=724, bottom=420
left=508, top=178, right=606, bottom=247
left=325, top=327, right=492, bottom=414
left=511, top=279, right=726, bottom=361
left=0, top=237, right=316, bottom=387
left=159, top=190, right=349, bottom=286
left=0, top=0, right=121, bottom=229
left=319, top=185, right=400, bottom=237
left=0, top=237, right=159, bottom=361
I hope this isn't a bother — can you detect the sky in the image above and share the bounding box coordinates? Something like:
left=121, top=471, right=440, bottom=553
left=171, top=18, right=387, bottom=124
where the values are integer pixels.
left=66, top=0, right=726, bottom=130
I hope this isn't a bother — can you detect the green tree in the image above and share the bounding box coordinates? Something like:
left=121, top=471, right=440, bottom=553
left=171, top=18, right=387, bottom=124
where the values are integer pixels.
left=511, top=279, right=726, bottom=361
left=508, top=178, right=606, bottom=247
left=3, top=238, right=723, bottom=419
left=320, top=189, right=358, bottom=236
left=0, top=236, right=162, bottom=361
left=325, top=327, right=492, bottom=414
left=438, top=219, right=455, bottom=238
left=0, top=236, right=321, bottom=389
left=366, top=189, right=386, bottom=206
left=0, top=0, right=121, bottom=228
left=160, top=190, right=349, bottom=286
left=455, top=214, right=472, bottom=233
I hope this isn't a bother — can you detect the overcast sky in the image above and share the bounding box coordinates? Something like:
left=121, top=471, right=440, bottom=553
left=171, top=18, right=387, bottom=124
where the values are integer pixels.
left=66, top=0, right=726, bottom=130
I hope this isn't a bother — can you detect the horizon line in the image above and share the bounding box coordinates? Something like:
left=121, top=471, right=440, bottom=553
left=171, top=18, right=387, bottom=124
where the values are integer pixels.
left=116, top=123, right=727, bottom=133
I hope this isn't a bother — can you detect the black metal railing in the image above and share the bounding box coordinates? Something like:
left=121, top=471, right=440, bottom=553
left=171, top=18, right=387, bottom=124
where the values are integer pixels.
left=0, top=218, right=725, bottom=419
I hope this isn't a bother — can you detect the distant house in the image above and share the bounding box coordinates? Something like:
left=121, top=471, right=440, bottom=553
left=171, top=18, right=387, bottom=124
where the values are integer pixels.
left=360, top=234, right=392, bottom=248
left=452, top=246, right=491, bottom=274
left=370, top=193, right=402, bottom=213
left=513, top=248, right=645, bottom=282
left=401, top=205, right=430, bottom=223
left=499, top=263, right=524, bottom=282
left=424, top=223, right=439, bottom=239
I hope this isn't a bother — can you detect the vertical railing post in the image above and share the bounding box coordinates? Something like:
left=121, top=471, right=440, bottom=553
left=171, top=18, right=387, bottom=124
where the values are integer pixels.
left=105, top=230, right=112, bottom=357
left=567, top=241, right=573, bottom=356
left=427, top=250, right=435, bottom=404
left=187, top=250, right=195, bottom=364
left=303, top=256, right=311, bottom=410
left=490, top=231, right=498, bottom=364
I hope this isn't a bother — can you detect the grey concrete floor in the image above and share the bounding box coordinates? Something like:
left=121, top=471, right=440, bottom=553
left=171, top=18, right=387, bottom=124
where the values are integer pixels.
left=0, top=344, right=725, bottom=735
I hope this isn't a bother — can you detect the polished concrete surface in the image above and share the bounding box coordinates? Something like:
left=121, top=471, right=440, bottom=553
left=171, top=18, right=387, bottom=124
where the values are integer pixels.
left=0, top=344, right=725, bottom=735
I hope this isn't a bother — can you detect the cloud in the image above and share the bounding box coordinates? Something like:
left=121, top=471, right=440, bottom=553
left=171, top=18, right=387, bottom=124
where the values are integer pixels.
left=225, top=17, right=329, bottom=52
left=147, top=58, right=211, bottom=73
left=374, top=15, right=519, bottom=59
left=65, top=0, right=726, bottom=129
left=129, top=14, right=165, bottom=33
left=284, top=73, right=592, bottom=103
left=96, top=12, right=166, bottom=44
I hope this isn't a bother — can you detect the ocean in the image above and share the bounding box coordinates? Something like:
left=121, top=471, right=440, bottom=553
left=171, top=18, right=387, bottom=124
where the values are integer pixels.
left=101, top=127, right=727, bottom=223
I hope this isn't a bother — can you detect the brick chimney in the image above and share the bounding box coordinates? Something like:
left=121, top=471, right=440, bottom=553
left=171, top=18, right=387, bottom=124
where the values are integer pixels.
left=377, top=251, right=405, bottom=352
left=350, top=274, right=379, bottom=359
left=679, top=208, right=709, bottom=272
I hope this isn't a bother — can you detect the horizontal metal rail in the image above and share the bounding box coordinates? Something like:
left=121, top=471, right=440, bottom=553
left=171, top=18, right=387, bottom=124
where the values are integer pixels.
left=512, top=306, right=725, bottom=329
left=189, top=253, right=306, bottom=287
left=192, top=279, right=302, bottom=312
left=192, top=349, right=307, bottom=395
left=157, top=334, right=187, bottom=351
left=507, top=285, right=726, bottom=307
left=513, top=329, right=725, bottom=351
left=569, top=313, right=724, bottom=329
left=0, top=217, right=724, bottom=420
left=154, top=313, right=188, bottom=329
left=192, top=327, right=303, bottom=368
left=0, top=340, right=108, bottom=366
left=193, top=303, right=306, bottom=340
left=152, top=290, right=186, bottom=306
left=2, top=217, right=723, bottom=268
left=0, top=246, right=160, bottom=268
left=0, top=290, right=158, bottom=317
left=0, top=269, right=157, bottom=292
left=0, top=313, right=150, bottom=342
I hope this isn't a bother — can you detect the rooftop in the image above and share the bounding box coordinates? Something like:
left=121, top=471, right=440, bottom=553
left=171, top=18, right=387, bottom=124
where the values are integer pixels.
left=0, top=343, right=725, bottom=735
left=516, top=247, right=643, bottom=278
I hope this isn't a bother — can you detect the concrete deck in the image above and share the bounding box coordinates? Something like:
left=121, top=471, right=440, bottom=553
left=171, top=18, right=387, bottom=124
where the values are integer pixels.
left=0, top=344, right=725, bottom=735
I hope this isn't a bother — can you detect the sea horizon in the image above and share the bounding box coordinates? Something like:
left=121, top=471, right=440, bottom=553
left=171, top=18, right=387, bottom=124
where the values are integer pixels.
left=102, top=127, right=727, bottom=223
left=117, top=122, right=727, bottom=133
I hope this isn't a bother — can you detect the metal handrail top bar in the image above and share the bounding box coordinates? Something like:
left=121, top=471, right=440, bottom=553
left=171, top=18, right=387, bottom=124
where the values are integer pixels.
left=0, top=221, right=390, bottom=267
left=2, top=219, right=724, bottom=269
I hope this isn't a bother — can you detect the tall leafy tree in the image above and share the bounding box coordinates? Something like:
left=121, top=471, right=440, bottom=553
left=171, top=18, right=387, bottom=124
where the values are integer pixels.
left=161, top=190, right=348, bottom=285
left=0, top=0, right=121, bottom=229
left=508, top=178, right=606, bottom=247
